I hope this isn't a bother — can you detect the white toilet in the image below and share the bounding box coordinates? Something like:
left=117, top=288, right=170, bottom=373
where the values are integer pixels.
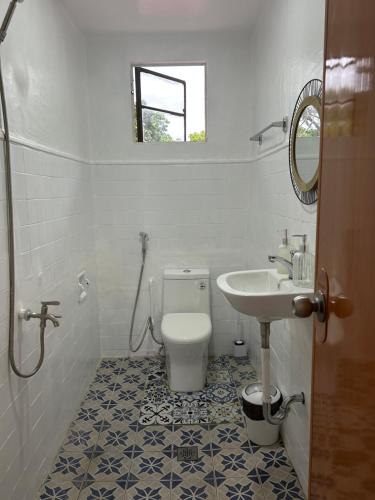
left=161, top=268, right=212, bottom=392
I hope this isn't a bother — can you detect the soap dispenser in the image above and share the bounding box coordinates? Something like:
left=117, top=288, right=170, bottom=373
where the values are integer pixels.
left=276, top=229, right=291, bottom=275
left=291, top=234, right=312, bottom=287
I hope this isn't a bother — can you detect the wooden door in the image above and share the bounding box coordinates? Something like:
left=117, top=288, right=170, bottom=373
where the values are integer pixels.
left=309, top=1, right=375, bottom=498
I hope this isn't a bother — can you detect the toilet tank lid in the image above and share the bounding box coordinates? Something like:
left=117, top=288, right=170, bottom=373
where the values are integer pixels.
left=164, top=268, right=210, bottom=280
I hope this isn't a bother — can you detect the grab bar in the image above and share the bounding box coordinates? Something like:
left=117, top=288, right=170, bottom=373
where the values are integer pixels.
left=250, top=116, right=288, bottom=145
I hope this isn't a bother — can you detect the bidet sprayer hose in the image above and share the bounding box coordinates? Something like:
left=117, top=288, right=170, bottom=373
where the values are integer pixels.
left=128, top=233, right=163, bottom=353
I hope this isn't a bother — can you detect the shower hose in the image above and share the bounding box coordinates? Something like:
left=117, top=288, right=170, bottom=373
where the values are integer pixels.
left=128, top=233, right=163, bottom=352
left=0, top=57, right=47, bottom=378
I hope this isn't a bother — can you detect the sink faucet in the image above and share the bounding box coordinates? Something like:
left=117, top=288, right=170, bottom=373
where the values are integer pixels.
left=19, top=301, right=62, bottom=328
left=268, top=255, right=293, bottom=279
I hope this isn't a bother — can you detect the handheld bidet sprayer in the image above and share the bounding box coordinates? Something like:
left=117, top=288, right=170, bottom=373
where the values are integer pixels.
left=139, top=231, right=149, bottom=258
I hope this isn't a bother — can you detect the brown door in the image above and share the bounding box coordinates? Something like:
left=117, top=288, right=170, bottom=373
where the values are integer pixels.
left=309, top=1, right=375, bottom=498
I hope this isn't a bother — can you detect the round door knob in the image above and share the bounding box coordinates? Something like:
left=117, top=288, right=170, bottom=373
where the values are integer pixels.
left=292, top=290, right=326, bottom=323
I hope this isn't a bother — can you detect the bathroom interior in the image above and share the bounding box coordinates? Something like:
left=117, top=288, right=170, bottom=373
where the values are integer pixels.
left=1, top=0, right=366, bottom=499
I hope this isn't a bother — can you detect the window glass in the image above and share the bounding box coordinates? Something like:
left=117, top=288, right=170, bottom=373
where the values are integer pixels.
left=132, top=64, right=206, bottom=143
left=140, top=71, right=185, bottom=114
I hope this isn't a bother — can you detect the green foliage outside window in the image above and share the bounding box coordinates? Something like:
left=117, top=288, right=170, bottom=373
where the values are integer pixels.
left=189, top=130, right=206, bottom=142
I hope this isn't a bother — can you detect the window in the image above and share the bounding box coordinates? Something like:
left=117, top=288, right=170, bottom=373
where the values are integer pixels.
left=132, top=64, right=206, bottom=143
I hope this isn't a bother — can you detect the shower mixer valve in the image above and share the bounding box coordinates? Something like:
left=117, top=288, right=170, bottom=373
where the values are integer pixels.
left=19, top=301, right=62, bottom=328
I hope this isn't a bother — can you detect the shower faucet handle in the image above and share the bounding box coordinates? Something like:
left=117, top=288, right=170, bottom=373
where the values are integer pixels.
left=41, top=301, right=62, bottom=318
left=40, top=301, right=62, bottom=324
left=41, top=300, right=60, bottom=307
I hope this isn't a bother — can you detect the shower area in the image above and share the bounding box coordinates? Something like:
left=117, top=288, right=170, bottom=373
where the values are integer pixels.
left=0, top=0, right=325, bottom=498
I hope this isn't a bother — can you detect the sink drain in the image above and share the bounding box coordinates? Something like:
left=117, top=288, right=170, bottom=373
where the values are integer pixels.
left=176, top=446, right=199, bottom=462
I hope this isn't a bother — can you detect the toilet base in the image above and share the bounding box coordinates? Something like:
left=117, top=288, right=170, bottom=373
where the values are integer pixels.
left=166, top=346, right=208, bottom=392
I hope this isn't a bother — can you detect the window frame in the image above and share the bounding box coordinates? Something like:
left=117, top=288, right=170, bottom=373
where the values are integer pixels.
left=134, top=66, right=187, bottom=142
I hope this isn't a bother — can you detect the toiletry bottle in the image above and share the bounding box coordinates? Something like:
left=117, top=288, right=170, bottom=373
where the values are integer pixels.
left=276, top=229, right=291, bottom=274
left=291, top=234, right=309, bottom=287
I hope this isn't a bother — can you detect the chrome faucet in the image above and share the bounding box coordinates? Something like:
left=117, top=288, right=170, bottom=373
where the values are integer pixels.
left=19, top=301, right=62, bottom=328
left=268, top=255, right=293, bottom=279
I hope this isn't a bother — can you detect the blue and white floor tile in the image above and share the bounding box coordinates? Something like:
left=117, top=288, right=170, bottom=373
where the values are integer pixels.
left=37, top=356, right=305, bottom=499
left=139, top=361, right=242, bottom=426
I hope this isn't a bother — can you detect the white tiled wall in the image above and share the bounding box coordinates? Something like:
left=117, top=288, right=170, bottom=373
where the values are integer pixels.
left=245, top=0, right=325, bottom=493
left=86, top=30, right=253, bottom=162
left=0, top=144, right=100, bottom=498
left=246, top=148, right=317, bottom=494
left=93, top=161, right=251, bottom=357
left=0, top=1, right=100, bottom=498
left=87, top=28, right=255, bottom=357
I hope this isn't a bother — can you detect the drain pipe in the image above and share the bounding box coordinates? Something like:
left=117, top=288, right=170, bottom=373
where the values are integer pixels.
left=260, top=322, right=305, bottom=425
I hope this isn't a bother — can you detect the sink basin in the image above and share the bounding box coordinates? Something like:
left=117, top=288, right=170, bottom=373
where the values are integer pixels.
left=217, top=269, right=314, bottom=322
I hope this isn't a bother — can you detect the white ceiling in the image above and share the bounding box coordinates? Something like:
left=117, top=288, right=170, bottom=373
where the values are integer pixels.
left=61, top=0, right=262, bottom=34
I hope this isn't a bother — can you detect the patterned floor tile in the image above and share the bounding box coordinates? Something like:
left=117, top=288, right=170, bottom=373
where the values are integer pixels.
left=213, top=448, right=260, bottom=478
left=208, top=403, right=243, bottom=424
left=88, top=453, right=131, bottom=482
left=211, top=423, right=248, bottom=449
left=216, top=477, right=264, bottom=500
left=145, top=382, right=171, bottom=405
left=233, top=373, right=258, bottom=386
left=39, top=356, right=305, bottom=500
left=125, top=481, right=170, bottom=500
left=38, top=480, right=80, bottom=500
left=172, top=453, right=213, bottom=479
left=208, top=356, right=231, bottom=371
left=49, top=453, right=91, bottom=483
left=103, top=406, right=139, bottom=426
left=78, top=482, right=126, bottom=499
left=171, top=479, right=216, bottom=500
left=119, top=373, right=145, bottom=387
left=62, top=423, right=100, bottom=452
left=173, top=389, right=207, bottom=402
left=73, top=404, right=106, bottom=424
left=209, top=403, right=244, bottom=424
left=97, top=359, right=125, bottom=373
left=130, top=452, right=172, bottom=481
left=138, top=402, right=174, bottom=426
left=256, top=448, right=296, bottom=482
left=260, top=477, right=305, bottom=499
left=173, top=399, right=209, bottom=424
left=97, top=425, right=135, bottom=453
left=173, top=425, right=212, bottom=448
left=83, top=387, right=114, bottom=405
left=124, top=358, right=149, bottom=370
left=138, top=361, right=242, bottom=426
left=114, top=388, right=142, bottom=405
left=207, top=370, right=231, bottom=384
left=206, top=382, right=238, bottom=404
left=91, top=373, right=119, bottom=389
left=132, top=425, right=174, bottom=451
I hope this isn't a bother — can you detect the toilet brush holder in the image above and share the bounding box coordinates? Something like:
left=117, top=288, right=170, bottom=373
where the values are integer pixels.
left=233, top=340, right=248, bottom=358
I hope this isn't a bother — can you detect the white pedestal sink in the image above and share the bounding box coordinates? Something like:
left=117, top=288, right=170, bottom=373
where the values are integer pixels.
left=217, top=268, right=313, bottom=428
left=217, top=268, right=313, bottom=322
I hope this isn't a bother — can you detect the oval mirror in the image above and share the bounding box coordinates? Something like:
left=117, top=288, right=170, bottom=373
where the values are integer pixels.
left=289, top=79, right=323, bottom=204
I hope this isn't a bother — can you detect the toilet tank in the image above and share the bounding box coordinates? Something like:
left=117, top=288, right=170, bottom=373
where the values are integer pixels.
left=163, top=269, right=210, bottom=315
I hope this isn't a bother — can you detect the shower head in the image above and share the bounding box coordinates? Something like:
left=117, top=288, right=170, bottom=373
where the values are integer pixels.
left=0, top=0, right=24, bottom=44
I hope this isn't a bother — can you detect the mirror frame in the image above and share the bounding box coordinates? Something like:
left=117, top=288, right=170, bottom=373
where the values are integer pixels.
left=289, top=79, right=323, bottom=205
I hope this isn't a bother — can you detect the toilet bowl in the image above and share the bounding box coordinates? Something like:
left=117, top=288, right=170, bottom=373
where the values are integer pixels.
left=161, top=269, right=212, bottom=392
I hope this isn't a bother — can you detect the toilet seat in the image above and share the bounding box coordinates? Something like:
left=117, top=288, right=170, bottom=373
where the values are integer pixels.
left=161, top=313, right=212, bottom=344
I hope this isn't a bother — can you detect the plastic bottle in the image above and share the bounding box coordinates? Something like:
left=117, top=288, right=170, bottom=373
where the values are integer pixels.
left=276, top=229, right=291, bottom=274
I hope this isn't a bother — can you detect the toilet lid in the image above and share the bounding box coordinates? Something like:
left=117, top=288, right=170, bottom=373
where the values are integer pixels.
left=161, top=313, right=212, bottom=344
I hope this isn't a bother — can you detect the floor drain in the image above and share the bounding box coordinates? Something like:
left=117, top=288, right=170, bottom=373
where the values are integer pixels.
left=177, top=446, right=199, bottom=461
